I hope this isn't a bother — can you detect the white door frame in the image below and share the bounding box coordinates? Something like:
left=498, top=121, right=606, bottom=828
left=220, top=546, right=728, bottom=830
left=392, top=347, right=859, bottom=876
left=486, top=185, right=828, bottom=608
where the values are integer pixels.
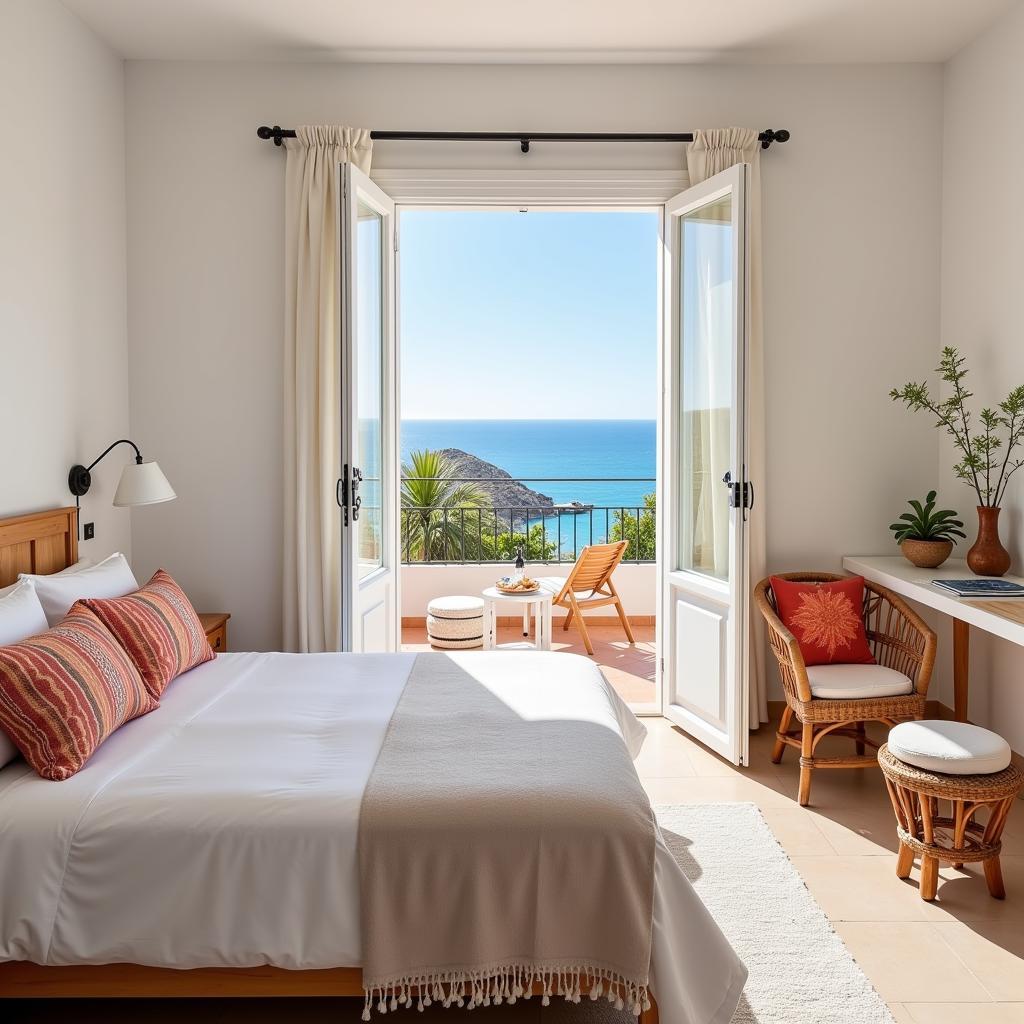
left=659, top=165, right=751, bottom=762
left=340, top=163, right=399, bottom=653
left=383, top=170, right=686, bottom=713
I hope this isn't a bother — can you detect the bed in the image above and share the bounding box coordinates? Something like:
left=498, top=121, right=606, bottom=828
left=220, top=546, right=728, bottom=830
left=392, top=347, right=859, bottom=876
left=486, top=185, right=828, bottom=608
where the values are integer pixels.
left=0, top=509, right=746, bottom=1024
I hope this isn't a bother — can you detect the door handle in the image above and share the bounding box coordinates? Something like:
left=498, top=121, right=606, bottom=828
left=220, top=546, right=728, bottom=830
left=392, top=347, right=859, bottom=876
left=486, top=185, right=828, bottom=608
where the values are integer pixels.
left=722, top=470, right=741, bottom=509
left=337, top=473, right=348, bottom=527
left=722, top=471, right=753, bottom=512
left=338, top=466, right=364, bottom=524
left=350, top=467, right=363, bottom=522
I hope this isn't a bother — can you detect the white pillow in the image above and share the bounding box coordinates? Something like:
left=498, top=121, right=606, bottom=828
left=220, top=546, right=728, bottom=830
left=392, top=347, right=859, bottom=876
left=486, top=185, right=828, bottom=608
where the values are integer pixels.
left=0, top=579, right=48, bottom=645
left=21, top=552, right=139, bottom=627
left=54, top=557, right=95, bottom=576
left=0, top=580, right=50, bottom=769
left=0, top=557, right=96, bottom=602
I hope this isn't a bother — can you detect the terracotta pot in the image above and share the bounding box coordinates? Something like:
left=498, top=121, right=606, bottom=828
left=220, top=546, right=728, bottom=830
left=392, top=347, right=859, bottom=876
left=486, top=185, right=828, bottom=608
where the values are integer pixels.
left=900, top=538, right=953, bottom=569
left=966, top=506, right=1012, bottom=577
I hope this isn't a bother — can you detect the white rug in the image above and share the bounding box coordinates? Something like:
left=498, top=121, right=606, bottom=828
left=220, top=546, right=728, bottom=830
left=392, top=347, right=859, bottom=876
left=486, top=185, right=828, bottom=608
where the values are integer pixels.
left=655, top=803, right=895, bottom=1024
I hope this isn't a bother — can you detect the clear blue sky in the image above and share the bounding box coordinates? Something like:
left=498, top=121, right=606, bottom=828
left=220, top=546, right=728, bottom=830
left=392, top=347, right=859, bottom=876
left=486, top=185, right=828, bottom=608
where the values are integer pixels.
left=399, top=209, right=658, bottom=420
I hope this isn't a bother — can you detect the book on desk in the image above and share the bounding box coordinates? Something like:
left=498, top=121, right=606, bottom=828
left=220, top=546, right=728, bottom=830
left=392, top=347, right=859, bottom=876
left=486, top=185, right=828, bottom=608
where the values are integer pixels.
left=931, top=578, right=1024, bottom=598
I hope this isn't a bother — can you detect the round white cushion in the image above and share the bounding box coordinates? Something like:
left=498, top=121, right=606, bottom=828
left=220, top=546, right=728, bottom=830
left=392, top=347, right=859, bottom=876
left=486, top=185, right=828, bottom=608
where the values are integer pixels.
left=427, top=595, right=484, bottom=650
left=427, top=595, right=485, bottom=619
left=888, top=720, right=1012, bottom=776
left=806, top=663, right=914, bottom=701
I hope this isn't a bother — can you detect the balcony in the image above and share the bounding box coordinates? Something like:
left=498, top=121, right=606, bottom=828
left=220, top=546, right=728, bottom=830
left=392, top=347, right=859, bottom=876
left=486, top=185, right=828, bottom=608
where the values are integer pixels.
left=399, top=476, right=657, bottom=708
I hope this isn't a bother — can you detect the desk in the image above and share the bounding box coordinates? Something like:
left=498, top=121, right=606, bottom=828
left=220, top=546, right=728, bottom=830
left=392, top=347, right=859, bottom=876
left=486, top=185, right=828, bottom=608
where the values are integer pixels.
left=843, top=556, right=1024, bottom=722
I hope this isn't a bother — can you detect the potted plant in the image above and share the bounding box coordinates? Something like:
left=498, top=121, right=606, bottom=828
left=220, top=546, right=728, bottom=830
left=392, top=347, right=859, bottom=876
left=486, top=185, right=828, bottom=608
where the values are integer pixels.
left=889, top=492, right=965, bottom=568
left=891, top=347, right=1024, bottom=576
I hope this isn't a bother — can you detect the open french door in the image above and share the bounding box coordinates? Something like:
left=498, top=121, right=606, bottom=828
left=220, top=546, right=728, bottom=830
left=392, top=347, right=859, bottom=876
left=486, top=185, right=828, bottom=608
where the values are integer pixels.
left=659, top=163, right=751, bottom=765
left=338, top=163, right=399, bottom=652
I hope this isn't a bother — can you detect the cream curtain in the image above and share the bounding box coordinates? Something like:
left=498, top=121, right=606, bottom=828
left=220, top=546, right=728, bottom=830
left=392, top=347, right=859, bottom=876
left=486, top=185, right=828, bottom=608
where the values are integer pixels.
left=685, top=128, right=769, bottom=726
left=283, top=126, right=373, bottom=653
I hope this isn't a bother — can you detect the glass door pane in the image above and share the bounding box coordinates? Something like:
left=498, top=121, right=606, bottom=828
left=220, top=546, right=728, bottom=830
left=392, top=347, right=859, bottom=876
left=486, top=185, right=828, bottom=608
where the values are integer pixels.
left=678, top=194, right=734, bottom=581
left=356, top=201, right=384, bottom=579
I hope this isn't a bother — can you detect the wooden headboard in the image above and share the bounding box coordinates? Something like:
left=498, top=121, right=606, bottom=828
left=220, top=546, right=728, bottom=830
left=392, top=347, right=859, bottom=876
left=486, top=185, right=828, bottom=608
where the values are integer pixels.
left=0, top=508, right=79, bottom=588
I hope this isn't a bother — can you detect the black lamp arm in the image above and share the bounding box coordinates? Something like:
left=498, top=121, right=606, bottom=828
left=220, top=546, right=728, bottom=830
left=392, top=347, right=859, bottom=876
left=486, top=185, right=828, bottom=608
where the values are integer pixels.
left=69, top=439, right=144, bottom=498
left=86, top=438, right=143, bottom=472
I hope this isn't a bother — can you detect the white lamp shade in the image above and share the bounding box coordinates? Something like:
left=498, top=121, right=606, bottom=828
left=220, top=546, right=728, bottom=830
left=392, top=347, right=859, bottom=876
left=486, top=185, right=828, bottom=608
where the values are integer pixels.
left=113, top=461, right=176, bottom=507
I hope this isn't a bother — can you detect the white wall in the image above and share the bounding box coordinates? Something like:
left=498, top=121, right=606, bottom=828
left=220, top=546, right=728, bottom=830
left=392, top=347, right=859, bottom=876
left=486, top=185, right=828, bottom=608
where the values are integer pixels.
left=123, top=60, right=944, bottom=653
left=939, top=2, right=1024, bottom=748
left=401, top=563, right=657, bottom=621
left=0, top=0, right=130, bottom=561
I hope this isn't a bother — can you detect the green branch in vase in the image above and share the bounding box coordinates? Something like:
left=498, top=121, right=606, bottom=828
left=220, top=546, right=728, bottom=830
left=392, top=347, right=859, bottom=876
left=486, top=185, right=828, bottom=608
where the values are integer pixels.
left=890, top=346, right=1024, bottom=508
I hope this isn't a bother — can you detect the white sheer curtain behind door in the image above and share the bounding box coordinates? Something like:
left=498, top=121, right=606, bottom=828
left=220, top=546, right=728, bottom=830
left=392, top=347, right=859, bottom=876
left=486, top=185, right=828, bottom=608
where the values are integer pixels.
left=283, top=126, right=372, bottom=652
left=686, top=128, right=768, bottom=726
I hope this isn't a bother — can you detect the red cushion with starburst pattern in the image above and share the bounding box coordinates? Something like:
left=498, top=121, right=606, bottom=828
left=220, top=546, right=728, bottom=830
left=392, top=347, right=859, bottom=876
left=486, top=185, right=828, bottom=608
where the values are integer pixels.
left=769, top=575, right=876, bottom=667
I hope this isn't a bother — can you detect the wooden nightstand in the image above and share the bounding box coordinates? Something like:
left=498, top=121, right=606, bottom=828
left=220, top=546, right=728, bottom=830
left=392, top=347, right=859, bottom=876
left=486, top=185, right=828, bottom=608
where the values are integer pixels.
left=199, top=613, right=230, bottom=653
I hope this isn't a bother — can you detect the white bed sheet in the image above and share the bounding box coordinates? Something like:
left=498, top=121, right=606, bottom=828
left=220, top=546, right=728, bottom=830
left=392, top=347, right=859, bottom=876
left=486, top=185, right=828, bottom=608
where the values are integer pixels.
left=0, top=650, right=745, bottom=1024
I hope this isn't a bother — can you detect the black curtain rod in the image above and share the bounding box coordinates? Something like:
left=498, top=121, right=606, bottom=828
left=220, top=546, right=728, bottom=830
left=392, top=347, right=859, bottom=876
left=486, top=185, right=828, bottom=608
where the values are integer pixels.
left=256, top=126, right=790, bottom=153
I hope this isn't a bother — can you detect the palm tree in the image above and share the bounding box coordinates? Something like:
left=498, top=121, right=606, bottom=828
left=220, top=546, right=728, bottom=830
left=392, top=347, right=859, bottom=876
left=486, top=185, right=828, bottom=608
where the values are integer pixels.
left=401, top=450, right=490, bottom=561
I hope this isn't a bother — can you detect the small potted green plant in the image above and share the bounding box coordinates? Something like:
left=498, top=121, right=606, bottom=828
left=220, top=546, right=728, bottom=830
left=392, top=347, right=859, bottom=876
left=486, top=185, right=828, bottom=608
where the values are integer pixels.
left=889, top=491, right=965, bottom=568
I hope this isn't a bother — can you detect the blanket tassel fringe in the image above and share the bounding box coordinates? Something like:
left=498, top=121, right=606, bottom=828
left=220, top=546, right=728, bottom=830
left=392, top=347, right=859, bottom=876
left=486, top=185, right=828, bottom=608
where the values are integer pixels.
left=363, top=966, right=650, bottom=1020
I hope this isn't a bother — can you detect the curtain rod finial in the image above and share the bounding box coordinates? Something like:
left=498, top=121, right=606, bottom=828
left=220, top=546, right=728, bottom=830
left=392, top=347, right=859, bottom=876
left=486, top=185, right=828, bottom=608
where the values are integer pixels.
left=257, top=125, right=285, bottom=146
left=760, top=128, right=791, bottom=150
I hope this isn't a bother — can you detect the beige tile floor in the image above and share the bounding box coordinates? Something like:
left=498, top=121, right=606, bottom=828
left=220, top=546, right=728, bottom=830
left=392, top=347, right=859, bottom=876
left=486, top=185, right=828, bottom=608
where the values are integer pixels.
left=639, top=716, right=1024, bottom=1023
left=401, top=621, right=657, bottom=704
left=9, top=683, right=1024, bottom=1022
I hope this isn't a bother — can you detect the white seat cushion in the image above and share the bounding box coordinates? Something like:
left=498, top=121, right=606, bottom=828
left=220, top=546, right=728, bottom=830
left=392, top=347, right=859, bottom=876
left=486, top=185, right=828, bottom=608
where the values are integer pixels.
left=806, top=663, right=914, bottom=700
left=888, top=720, right=1012, bottom=776
left=535, top=576, right=597, bottom=599
left=426, top=595, right=485, bottom=620
left=535, top=576, right=567, bottom=594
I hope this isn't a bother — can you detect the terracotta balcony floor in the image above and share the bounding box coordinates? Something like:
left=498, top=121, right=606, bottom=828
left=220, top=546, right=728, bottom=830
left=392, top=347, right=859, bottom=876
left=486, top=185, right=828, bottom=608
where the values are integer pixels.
left=401, top=621, right=656, bottom=707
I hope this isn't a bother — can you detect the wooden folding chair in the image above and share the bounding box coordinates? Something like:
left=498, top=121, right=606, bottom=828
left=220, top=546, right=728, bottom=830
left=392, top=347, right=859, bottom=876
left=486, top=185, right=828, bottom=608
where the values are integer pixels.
left=536, top=541, right=635, bottom=656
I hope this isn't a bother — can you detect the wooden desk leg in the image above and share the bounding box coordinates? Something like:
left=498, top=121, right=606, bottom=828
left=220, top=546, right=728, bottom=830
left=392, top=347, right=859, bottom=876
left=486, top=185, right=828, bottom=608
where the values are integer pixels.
left=953, top=618, right=970, bottom=723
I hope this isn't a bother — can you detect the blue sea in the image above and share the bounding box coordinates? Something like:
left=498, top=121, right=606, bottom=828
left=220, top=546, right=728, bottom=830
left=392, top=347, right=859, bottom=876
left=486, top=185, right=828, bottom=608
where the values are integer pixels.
left=401, top=419, right=655, bottom=546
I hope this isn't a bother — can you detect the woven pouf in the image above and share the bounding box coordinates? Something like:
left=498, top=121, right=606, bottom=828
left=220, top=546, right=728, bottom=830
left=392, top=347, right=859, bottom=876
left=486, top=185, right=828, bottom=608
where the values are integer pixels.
left=879, top=721, right=1024, bottom=901
left=426, top=596, right=485, bottom=650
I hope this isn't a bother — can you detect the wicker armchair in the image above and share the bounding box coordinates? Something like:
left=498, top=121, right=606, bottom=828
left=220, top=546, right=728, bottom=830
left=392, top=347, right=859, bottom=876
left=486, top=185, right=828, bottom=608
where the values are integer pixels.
left=754, top=572, right=937, bottom=806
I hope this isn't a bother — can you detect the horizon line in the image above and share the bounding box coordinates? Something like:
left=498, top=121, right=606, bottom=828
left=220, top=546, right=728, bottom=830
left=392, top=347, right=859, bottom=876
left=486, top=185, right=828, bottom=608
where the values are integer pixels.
left=400, top=417, right=656, bottom=422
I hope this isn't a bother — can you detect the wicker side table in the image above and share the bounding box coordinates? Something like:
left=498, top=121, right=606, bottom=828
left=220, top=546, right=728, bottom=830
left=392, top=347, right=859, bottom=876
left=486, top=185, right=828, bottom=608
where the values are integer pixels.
left=879, top=743, right=1024, bottom=901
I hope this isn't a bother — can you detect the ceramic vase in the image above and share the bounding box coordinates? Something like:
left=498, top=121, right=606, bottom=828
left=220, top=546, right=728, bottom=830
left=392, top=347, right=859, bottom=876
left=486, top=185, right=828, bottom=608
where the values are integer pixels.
left=966, top=506, right=1012, bottom=577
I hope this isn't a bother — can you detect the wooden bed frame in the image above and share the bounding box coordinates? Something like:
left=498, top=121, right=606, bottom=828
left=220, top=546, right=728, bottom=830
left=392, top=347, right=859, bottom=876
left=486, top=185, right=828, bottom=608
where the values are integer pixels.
left=0, top=507, right=79, bottom=588
left=0, top=508, right=660, bottom=1023
left=0, top=960, right=658, bottom=1022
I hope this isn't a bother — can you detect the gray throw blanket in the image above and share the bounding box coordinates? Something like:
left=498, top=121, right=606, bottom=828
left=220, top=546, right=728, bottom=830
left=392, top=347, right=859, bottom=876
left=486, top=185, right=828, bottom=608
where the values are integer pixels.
left=358, top=653, right=656, bottom=1018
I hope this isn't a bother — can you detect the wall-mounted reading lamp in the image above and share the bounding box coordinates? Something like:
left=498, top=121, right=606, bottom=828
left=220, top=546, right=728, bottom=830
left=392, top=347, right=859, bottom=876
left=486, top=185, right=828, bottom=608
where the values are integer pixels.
left=68, top=440, right=176, bottom=533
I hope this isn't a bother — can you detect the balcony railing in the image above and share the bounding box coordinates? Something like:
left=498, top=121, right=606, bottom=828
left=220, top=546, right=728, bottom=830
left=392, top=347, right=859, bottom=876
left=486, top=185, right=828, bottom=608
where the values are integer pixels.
left=400, top=476, right=655, bottom=565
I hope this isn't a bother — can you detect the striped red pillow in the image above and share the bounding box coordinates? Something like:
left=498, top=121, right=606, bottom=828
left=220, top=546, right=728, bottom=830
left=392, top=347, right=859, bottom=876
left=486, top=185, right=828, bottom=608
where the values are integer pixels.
left=0, top=603, right=157, bottom=780
left=84, top=569, right=214, bottom=698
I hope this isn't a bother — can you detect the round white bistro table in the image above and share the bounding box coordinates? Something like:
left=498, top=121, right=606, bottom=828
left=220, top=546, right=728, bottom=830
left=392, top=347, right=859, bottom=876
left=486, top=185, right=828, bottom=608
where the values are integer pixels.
left=481, top=586, right=553, bottom=651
